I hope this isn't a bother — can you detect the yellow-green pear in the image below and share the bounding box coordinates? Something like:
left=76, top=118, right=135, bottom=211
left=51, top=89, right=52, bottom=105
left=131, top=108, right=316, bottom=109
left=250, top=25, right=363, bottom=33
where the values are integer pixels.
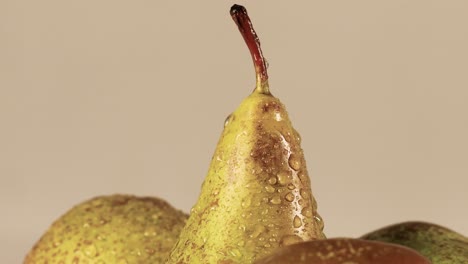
left=24, top=194, right=188, bottom=264
left=167, top=5, right=325, bottom=264
left=361, top=221, right=468, bottom=264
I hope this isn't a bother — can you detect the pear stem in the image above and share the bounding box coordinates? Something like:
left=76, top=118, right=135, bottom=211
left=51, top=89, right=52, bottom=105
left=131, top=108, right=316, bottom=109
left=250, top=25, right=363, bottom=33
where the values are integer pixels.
left=230, top=4, right=270, bottom=95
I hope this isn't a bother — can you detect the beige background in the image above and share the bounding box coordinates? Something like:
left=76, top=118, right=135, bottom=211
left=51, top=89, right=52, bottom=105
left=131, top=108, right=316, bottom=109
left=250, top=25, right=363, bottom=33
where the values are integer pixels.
left=2, top=1, right=468, bottom=262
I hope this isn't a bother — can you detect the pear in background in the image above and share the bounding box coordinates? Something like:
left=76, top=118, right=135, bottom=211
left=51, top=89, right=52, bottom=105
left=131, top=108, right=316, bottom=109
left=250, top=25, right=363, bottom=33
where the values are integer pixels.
left=24, top=194, right=188, bottom=264
left=361, top=221, right=468, bottom=264
left=254, top=238, right=431, bottom=264
left=167, top=5, right=325, bottom=264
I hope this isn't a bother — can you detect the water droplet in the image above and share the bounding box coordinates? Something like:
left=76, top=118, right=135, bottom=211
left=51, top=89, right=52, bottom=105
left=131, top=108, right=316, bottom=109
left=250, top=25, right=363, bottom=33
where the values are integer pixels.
left=239, top=225, right=246, bottom=232
left=293, top=129, right=302, bottom=143
left=315, top=214, right=325, bottom=231
left=288, top=154, right=302, bottom=171
left=212, top=189, right=220, bottom=195
left=300, top=189, right=309, bottom=199
left=145, top=247, right=156, bottom=255
left=190, top=207, right=197, bottom=214
left=270, top=196, right=281, bottom=205
left=224, top=114, right=232, bottom=127
left=264, top=243, right=271, bottom=248
left=250, top=225, right=266, bottom=238
left=301, top=207, right=313, bottom=218
left=297, top=199, right=304, bottom=206
left=241, top=198, right=251, bottom=208
left=237, top=241, right=245, bottom=247
left=83, top=244, right=97, bottom=257
left=281, top=235, right=304, bottom=246
left=261, top=208, right=269, bottom=215
left=229, top=249, right=242, bottom=257
left=287, top=183, right=295, bottom=190
left=297, top=171, right=309, bottom=183
left=117, top=258, right=128, bottom=264
left=277, top=171, right=291, bottom=185
left=133, top=249, right=142, bottom=256
left=268, top=176, right=277, bottom=185
left=285, top=192, right=295, bottom=202
left=144, top=227, right=156, bottom=237
left=265, top=185, right=276, bottom=193
left=274, top=112, right=282, bottom=121
left=293, top=216, right=302, bottom=228
left=99, top=218, right=109, bottom=225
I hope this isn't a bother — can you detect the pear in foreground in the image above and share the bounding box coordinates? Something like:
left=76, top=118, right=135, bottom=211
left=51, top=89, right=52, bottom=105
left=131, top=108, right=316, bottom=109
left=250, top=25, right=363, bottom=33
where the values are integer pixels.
left=361, top=221, right=468, bottom=264
left=167, top=5, right=325, bottom=264
left=254, top=238, right=430, bottom=264
left=24, top=194, right=188, bottom=264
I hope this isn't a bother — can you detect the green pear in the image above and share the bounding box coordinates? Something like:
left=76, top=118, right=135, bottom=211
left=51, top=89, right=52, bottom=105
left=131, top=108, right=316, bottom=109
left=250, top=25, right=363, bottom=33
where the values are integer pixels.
left=24, top=194, right=188, bottom=264
left=167, top=5, right=325, bottom=264
left=361, top=221, right=468, bottom=264
left=254, top=238, right=431, bottom=264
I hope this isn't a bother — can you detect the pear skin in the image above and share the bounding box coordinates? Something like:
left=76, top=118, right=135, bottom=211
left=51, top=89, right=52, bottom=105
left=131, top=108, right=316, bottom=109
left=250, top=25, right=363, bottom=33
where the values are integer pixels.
left=254, top=238, right=431, bottom=264
left=24, top=195, right=188, bottom=264
left=167, top=5, right=325, bottom=264
left=361, top=221, right=468, bottom=264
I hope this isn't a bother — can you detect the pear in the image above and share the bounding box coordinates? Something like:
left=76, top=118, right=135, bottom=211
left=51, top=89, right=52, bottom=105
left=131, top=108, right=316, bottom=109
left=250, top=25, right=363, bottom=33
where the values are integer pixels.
left=167, top=5, right=325, bottom=264
left=24, top=194, right=188, bottom=264
left=254, top=238, right=431, bottom=264
left=361, top=221, right=468, bottom=264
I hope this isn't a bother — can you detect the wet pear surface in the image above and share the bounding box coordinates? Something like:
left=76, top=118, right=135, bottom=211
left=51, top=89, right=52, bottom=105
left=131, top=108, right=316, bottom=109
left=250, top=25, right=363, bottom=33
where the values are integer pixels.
left=361, top=221, right=468, bottom=264
left=24, top=195, right=188, bottom=264
left=254, top=238, right=431, bottom=264
left=167, top=91, right=325, bottom=264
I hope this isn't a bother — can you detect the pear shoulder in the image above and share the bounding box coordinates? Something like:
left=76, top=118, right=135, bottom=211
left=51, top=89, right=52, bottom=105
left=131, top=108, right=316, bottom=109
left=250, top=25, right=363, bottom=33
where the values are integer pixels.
left=24, top=194, right=188, bottom=264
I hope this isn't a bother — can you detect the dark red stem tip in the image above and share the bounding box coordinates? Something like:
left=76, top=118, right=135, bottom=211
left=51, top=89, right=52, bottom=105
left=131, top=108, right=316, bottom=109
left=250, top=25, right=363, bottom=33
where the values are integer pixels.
left=230, top=4, right=270, bottom=93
